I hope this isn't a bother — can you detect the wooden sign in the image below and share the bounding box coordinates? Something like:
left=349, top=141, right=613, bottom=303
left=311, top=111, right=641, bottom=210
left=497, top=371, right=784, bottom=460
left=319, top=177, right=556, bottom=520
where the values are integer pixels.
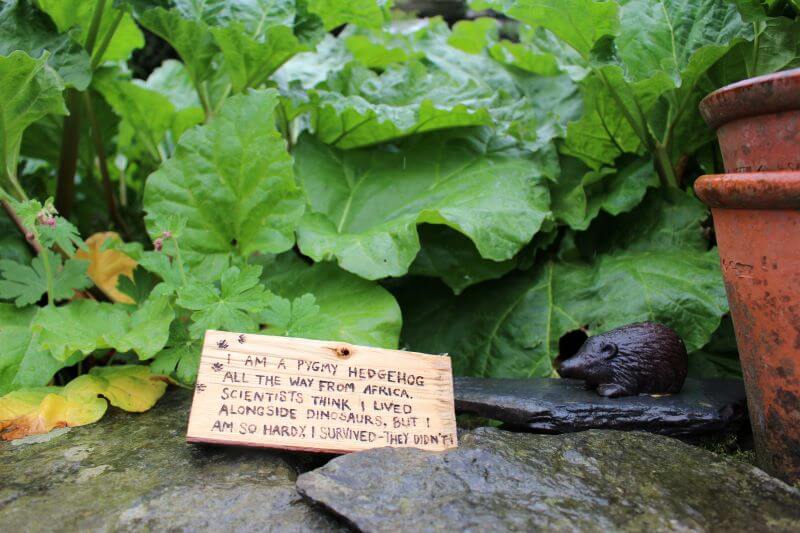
left=186, top=330, right=458, bottom=453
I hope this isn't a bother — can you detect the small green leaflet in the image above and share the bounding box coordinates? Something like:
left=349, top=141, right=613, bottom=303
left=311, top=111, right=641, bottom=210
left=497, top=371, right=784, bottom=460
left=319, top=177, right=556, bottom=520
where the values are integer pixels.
left=260, top=293, right=328, bottom=338
left=151, top=321, right=199, bottom=385
left=176, top=264, right=276, bottom=338
left=38, top=216, right=85, bottom=256
left=0, top=251, right=91, bottom=307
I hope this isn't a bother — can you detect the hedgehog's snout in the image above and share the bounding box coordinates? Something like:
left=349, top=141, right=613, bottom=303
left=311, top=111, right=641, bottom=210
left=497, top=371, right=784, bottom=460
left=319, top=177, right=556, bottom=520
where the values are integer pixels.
left=556, top=350, right=589, bottom=379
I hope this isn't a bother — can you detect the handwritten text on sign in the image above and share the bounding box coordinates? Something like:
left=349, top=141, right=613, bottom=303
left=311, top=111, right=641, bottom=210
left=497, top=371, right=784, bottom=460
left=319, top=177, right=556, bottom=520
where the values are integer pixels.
left=186, top=330, right=458, bottom=453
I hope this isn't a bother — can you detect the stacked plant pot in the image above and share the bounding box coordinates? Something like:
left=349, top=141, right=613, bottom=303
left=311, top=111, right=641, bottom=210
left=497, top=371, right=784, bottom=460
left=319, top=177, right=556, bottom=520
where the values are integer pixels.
left=694, top=68, right=800, bottom=484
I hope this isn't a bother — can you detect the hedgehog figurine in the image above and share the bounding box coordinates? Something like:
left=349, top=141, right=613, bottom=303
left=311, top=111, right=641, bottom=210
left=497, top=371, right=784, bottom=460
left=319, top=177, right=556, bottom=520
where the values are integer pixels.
left=557, top=322, right=688, bottom=398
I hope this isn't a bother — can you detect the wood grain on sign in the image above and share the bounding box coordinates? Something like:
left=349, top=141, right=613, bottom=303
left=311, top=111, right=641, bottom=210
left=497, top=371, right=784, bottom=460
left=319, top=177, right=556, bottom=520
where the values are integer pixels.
left=187, top=330, right=458, bottom=453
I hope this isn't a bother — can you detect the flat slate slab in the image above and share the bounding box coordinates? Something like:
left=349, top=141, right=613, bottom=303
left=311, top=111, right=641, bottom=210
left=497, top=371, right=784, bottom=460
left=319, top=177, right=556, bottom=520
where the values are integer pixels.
left=0, top=390, right=344, bottom=532
left=297, top=427, right=800, bottom=532
left=454, top=377, right=748, bottom=437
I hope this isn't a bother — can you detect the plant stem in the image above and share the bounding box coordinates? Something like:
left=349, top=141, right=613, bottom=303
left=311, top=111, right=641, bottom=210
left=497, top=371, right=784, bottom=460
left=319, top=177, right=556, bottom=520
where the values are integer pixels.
left=83, top=92, right=131, bottom=239
left=196, top=81, right=213, bottom=122
left=750, top=21, right=765, bottom=77
left=172, top=239, right=187, bottom=284
left=40, top=247, right=55, bottom=306
left=54, top=90, right=82, bottom=217
left=1, top=198, right=42, bottom=254
left=90, top=9, right=124, bottom=69
left=654, top=143, right=679, bottom=189
left=119, top=162, right=127, bottom=207
left=275, top=103, right=292, bottom=150
left=84, top=0, right=107, bottom=54
left=6, top=171, right=28, bottom=201
left=214, top=83, right=232, bottom=112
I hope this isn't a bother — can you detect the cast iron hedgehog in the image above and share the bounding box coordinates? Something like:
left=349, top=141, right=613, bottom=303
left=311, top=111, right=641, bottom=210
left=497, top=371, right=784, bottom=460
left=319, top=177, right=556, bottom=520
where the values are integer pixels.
left=557, top=322, right=688, bottom=398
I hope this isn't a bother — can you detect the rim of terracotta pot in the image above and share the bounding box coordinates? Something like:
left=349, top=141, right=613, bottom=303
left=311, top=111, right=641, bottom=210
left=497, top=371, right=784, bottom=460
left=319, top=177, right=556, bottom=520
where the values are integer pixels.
left=695, top=172, right=800, bottom=209
left=699, top=68, right=800, bottom=130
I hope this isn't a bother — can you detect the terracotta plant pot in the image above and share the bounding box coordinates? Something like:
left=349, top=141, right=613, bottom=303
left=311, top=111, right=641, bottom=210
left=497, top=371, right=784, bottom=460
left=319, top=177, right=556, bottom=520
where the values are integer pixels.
left=694, top=68, right=800, bottom=484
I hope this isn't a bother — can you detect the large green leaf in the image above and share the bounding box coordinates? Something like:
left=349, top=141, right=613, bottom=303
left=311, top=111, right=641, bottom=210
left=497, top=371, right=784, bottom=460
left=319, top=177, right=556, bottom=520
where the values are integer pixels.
left=138, top=0, right=322, bottom=92
left=93, top=68, right=203, bottom=162
left=283, top=19, right=562, bottom=150
left=343, top=26, right=424, bottom=69
left=503, top=0, right=753, bottom=171
left=614, top=0, right=750, bottom=87
left=560, top=74, right=641, bottom=169
left=306, top=0, right=390, bottom=30
left=257, top=252, right=402, bottom=347
left=399, top=190, right=728, bottom=377
left=550, top=156, right=658, bottom=230
left=447, top=18, right=499, bottom=54
left=408, top=225, right=519, bottom=295
left=508, top=0, right=620, bottom=59
left=0, top=51, right=66, bottom=183
left=213, top=24, right=307, bottom=94
left=706, top=16, right=800, bottom=86
left=208, top=0, right=317, bottom=92
left=0, top=305, right=74, bottom=395
left=308, top=61, right=495, bottom=149
left=0, top=0, right=91, bottom=90
left=36, top=0, right=143, bottom=63
left=143, top=89, right=304, bottom=264
left=275, top=33, right=353, bottom=90
left=137, top=7, right=218, bottom=85
left=31, top=297, right=174, bottom=361
left=293, top=129, right=551, bottom=279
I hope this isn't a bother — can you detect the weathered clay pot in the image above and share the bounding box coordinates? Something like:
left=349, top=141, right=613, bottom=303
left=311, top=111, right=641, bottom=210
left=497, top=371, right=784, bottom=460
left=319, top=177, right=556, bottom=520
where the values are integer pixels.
left=695, top=68, right=800, bottom=484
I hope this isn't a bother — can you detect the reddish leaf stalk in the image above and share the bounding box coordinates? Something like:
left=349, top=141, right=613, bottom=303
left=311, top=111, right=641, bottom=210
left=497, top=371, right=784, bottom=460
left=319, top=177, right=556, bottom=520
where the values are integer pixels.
left=83, top=92, right=131, bottom=240
left=54, top=90, right=82, bottom=217
left=1, top=198, right=42, bottom=254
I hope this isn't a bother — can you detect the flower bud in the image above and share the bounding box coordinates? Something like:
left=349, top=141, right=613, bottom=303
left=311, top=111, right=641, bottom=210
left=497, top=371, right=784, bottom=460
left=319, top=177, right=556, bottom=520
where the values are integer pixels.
left=154, top=237, right=163, bottom=251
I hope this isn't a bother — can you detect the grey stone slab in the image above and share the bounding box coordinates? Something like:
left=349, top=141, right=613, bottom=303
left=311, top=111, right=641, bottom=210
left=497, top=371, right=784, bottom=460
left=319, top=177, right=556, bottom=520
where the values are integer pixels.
left=0, top=390, right=345, bottom=532
left=297, top=428, right=800, bottom=532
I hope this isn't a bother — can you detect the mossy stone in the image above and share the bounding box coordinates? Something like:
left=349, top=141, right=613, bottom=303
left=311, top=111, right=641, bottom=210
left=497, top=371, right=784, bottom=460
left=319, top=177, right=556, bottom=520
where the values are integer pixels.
left=0, top=390, right=344, bottom=532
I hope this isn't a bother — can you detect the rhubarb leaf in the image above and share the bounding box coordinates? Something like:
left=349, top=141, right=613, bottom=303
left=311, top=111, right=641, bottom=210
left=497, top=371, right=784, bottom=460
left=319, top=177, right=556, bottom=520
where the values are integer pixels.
left=257, top=252, right=402, bottom=347
left=143, top=89, right=304, bottom=264
left=294, top=129, right=551, bottom=279
left=0, top=0, right=91, bottom=90
left=399, top=190, right=727, bottom=377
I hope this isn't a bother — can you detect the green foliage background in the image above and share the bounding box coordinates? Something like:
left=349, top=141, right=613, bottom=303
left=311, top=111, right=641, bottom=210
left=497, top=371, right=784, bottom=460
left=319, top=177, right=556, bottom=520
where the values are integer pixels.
left=1, top=0, right=799, bottom=419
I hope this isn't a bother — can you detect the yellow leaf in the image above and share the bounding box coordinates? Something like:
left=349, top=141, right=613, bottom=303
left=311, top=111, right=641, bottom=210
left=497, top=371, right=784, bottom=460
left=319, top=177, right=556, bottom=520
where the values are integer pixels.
left=74, top=232, right=137, bottom=304
left=67, top=365, right=168, bottom=412
left=0, top=387, right=107, bottom=441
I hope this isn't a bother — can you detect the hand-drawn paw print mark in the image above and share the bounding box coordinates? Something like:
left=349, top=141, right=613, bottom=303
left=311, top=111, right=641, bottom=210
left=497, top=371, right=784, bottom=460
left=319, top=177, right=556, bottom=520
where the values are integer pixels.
left=237, top=334, right=246, bottom=344
left=217, top=340, right=229, bottom=349
left=211, top=362, right=224, bottom=372
left=196, top=383, right=207, bottom=392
